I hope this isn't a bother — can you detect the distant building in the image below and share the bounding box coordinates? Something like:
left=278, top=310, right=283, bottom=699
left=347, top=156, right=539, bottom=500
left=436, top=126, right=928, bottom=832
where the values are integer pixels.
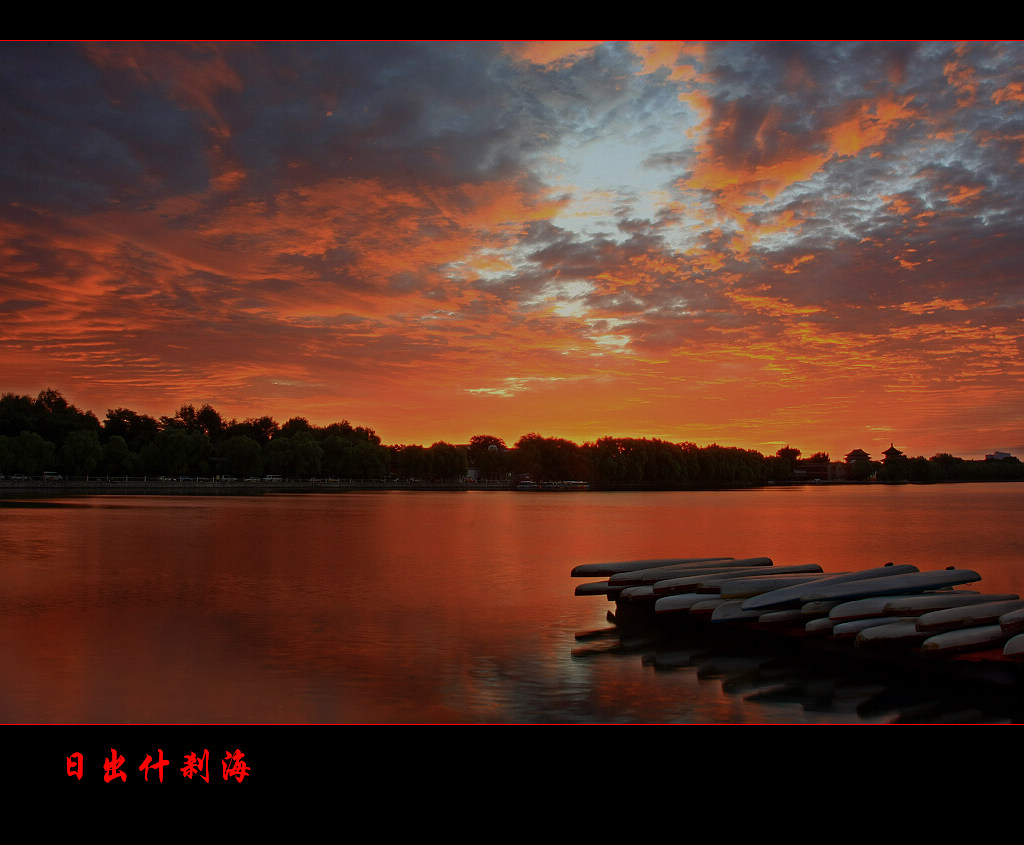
left=842, top=447, right=875, bottom=481
left=795, top=457, right=849, bottom=481
left=986, top=451, right=1013, bottom=461
left=882, top=443, right=904, bottom=462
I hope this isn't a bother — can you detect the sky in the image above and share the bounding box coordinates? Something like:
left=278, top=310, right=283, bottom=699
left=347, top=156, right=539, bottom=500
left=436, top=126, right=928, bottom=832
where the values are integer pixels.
left=2, top=41, right=1023, bottom=460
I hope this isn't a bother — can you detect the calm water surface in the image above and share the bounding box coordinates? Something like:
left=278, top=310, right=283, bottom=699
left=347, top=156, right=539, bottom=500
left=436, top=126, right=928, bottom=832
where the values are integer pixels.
left=4, top=484, right=1024, bottom=723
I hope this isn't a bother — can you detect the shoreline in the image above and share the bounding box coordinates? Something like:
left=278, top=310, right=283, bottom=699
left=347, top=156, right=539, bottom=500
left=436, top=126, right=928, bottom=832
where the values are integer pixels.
left=0, top=476, right=1020, bottom=500
left=0, top=477, right=479, bottom=497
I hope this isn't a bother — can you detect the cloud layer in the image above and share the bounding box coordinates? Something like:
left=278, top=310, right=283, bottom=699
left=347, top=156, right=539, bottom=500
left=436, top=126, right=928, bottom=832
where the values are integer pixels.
left=2, top=41, right=1022, bottom=458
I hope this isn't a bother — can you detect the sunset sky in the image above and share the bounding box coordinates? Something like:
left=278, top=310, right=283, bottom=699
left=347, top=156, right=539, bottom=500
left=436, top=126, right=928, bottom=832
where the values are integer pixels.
left=2, top=41, right=1023, bottom=459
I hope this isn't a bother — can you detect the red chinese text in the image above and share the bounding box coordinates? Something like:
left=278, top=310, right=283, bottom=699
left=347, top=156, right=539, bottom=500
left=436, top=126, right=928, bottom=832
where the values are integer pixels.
left=104, top=748, right=127, bottom=783
left=139, top=748, right=170, bottom=783
left=66, top=752, right=84, bottom=780
left=221, top=749, right=251, bottom=782
left=181, top=749, right=210, bottom=783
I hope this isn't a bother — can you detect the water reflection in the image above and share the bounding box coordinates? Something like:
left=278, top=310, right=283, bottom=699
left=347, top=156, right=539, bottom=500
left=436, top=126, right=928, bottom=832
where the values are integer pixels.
left=2, top=485, right=1024, bottom=723
left=571, top=614, right=1023, bottom=723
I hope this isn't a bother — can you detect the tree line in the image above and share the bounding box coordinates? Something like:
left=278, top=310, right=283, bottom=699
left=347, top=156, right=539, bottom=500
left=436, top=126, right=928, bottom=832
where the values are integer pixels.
left=1, top=389, right=1021, bottom=488
left=0, top=389, right=402, bottom=481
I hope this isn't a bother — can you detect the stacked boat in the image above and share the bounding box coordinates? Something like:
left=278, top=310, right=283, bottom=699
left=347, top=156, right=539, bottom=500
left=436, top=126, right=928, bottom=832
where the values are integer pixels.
left=571, top=556, right=1024, bottom=683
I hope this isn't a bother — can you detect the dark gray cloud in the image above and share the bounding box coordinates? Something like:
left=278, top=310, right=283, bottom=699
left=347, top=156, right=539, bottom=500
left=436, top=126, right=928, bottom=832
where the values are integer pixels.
left=0, top=43, right=213, bottom=211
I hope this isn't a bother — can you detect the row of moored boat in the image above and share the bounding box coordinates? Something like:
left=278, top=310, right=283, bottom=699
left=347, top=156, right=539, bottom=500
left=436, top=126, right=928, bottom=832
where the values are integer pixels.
left=571, top=556, right=1024, bottom=662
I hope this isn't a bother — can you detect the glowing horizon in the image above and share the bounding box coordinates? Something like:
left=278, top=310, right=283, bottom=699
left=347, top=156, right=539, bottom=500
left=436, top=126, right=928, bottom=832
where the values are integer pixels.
left=2, top=41, right=1023, bottom=460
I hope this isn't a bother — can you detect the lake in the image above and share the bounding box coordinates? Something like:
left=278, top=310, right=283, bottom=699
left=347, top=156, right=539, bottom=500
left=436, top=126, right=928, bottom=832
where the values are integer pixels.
left=4, top=483, right=1024, bottom=724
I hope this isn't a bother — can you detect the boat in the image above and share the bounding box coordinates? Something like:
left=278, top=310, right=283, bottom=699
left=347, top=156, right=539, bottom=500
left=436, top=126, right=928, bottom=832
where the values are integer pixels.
left=921, top=625, right=1009, bottom=656
left=740, top=564, right=919, bottom=611
left=832, top=616, right=914, bottom=639
left=855, top=620, right=931, bottom=648
left=915, top=599, right=1024, bottom=634
left=718, top=573, right=832, bottom=600
left=1003, top=634, right=1024, bottom=660
left=574, top=581, right=619, bottom=597
left=805, top=617, right=838, bottom=636
left=710, top=601, right=764, bottom=623
left=650, top=563, right=823, bottom=596
left=614, top=564, right=811, bottom=604
left=829, top=596, right=913, bottom=621
left=689, top=598, right=727, bottom=620
left=615, top=585, right=657, bottom=602
left=797, top=568, right=981, bottom=605
left=606, top=557, right=772, bottom=585
left=999, top=607, right=1024, bottom=636
left=570, top=557, right=737, bottom=578
left=649, top=571, right=757, bottom=596
left=757, top=607, right=818, bottom=626
left=575, top=557, right=748, bottom=596
left=882, top=592, right=1017, bottom=615
left=655, top=592, right=722, bottom=615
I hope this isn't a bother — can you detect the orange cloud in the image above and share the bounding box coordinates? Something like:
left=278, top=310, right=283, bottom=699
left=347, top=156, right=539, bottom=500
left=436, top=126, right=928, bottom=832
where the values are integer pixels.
left=945, top=184, right=985, bottom=206
left=944, top=52, right=979, bottom=107
left=727, top=290, right=825, bottom=318
left=897, top=298, right=976, bottom=315
left=992, top=81, right=1024, bottom=104
left=675, top=93, right=919, bottom=259
left=504, top=41, right=602, bottom=67
left=827, top=96, right=917, bottom=158
left=777, top=254, right=816, bottom=274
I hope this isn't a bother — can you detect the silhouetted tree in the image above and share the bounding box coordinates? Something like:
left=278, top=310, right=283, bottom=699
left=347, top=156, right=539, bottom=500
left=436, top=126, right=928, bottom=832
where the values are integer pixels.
left=0, top=393, right=36, bottom=438
left=322, top=435, right=386, bottom=479
left=161, top=404, right=197, bottom=431
left=103, top=408, right=160, bottom=449
left=429, top=441, right=468, bottom=481
left=279, top=417, right=313, bottom=438
left=22, top=389, right=100, bottom=448
left=264, top=430, right=322, bottom=478
left=468, top=435, right=509, bottom=481
left=5, top=430, right=56, bottom=475
left=61, top=429, right=102, bottom=476
left=99, top=435, right=138, bottom=476
left=225, top=416, right=279, bottom=445
left=143, top=428, right=211, bottom=476
left=219, top=435, right=264, bottom=479
left=195, top=404, right=224, bottom=441
left=389, top=444, right=432, bottom=479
